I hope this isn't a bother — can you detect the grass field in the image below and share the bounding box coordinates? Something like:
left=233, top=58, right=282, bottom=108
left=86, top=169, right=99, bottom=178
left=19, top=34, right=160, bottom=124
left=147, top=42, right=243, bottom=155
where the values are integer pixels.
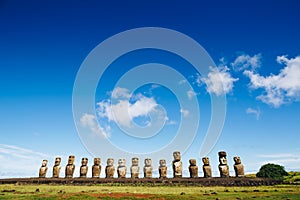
left=0, top=184, right=300, bottom=199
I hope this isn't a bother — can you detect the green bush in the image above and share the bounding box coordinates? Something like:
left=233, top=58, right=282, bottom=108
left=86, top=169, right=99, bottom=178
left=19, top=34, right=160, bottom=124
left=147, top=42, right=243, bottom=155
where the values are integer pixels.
left=256, top=163, right=288, bottom=180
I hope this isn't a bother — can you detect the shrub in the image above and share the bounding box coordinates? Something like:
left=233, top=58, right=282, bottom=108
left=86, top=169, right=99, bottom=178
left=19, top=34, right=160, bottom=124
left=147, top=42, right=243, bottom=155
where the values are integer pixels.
left=256, top=163, right=288, bottom=180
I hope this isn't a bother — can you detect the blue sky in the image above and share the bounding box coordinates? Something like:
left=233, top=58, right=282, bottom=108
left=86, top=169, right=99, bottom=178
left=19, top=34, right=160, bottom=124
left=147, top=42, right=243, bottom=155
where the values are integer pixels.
left=0, top=0, right=300, bottom=178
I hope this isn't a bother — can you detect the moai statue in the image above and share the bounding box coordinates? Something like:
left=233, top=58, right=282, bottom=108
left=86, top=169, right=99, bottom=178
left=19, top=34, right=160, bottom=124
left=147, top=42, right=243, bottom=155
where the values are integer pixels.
left=39, top=160, right=48, bottom=178
left=202, top=157, right=212, bottom=178
left=189, top=159, right=198, bottom=178
left=105, top=158, right=115, bottom=178
left=65, top=155, right=75, bottom=178
left=130, top=157, right=139, bottom=178
left=52, top=157, right=61, bottom=178
left=218, top=151, right=230, bottom=177
left=233, top=156, right=245, bottom=177
left=143, top=158, right=153, bottom=178
left=92, top=158, right=101, bottom=178
left=117, top=158, right=127, bottom=178
left=172, top=151, right=182, bottom=178
left=80, top=158, right=88, bottom=178
left=159, top=159, right=167, bottom=178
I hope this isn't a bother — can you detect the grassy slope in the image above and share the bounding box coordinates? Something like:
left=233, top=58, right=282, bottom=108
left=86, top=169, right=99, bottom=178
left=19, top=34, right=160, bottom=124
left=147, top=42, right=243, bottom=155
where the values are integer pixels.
left=0, top=184, right=300, bottom=200
left=246, top=171, right=300, bottom=184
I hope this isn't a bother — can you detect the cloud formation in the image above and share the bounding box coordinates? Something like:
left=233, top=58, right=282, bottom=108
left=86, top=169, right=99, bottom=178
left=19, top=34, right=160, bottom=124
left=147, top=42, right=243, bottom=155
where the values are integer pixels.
left=97, top=87, right=161, bottom=128
left=80, top=113, right=110, bottom=138
left=200, top=66, right=238, bottom=96
left=246, top=107, right=261, bottom=120
left=231, top=53, right=262, bottom=71
left=0, top=144, right=52, bottom=178
left=258, top=153, right=300, bottom=170
left=187, top=89, right=196, bottom=99
left=244, top=55, right=300, bottom=107
left=180, top=108, right=189, bottom=117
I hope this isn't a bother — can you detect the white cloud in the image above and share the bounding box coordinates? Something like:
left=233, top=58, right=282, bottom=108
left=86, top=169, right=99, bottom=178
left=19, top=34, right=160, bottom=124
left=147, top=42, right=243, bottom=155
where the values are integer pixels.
left=178, top=79, right=187, bottom=85
left=246, top=107, right=261, bottom=120
left=187, top=89, right=196, bottom=99
left=244, top=55, right=300, bottom=107
left=0, top=144, right=52, bottom=178
left=97, top=88, right=160, bottom=128
left=257, top=153, right=300, bottom=170
left=231, top=54, right=262, bottom=71
left=259, top=153, right=297, bottom=158
left=200, top=66, right=239, bottom=96
left=80, top=113, right=110, bottom=138
left=166, top=120, right=177, bottom=125
left=180, top=109, right=189, bottom=117
left=111, top=87, right=131, bottom=99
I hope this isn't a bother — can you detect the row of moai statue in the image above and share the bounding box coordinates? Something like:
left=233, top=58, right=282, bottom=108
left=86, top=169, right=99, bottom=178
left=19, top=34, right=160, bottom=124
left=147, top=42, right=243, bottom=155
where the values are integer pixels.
left=39, top=151, right=244, bottom=178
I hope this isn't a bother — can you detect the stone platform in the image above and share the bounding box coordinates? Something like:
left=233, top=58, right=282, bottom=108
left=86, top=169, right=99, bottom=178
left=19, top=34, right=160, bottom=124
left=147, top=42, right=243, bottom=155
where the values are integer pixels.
left=0, top=177, right=281, bottom=186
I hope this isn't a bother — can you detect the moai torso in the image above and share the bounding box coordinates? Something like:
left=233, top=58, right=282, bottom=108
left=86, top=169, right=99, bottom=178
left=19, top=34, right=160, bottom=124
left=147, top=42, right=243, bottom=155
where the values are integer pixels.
left=202, top=157, right=212, bottom=178
left=92, top=158, right=101, bottom=178
left=80, top=158, right=88, bottom=178
left=65, top=155, right=75, bottom=178
left=105, top=158, right=115, bottom=178
left=39, top=160, right=48, bottom=178
left=52, top=157, right=61, bottom=178
left=189, top=159, right=198, bottom=178
left=218, top=151, right=229, bottom=177
left=233, top=156, right=245, bottom=177
left=130, top=157, right=139, bottom=178
left=143, top=158, right=153, bottom=178
left=172, top=151, right=182, bottom=178
left=159, top=159, right=167, bottom=178
left=117, top=158, right=127, bottom=178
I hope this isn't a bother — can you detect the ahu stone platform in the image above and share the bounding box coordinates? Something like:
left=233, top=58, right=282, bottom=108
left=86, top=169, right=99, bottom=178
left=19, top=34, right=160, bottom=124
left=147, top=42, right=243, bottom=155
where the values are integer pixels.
left=0, top=177, right=281, bottom=186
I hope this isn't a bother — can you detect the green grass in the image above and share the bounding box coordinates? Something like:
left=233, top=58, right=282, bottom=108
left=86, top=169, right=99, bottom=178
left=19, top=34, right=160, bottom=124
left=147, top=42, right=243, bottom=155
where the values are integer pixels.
left=246, top=171, right=300, bottom=184
left=284, top=171, right=300, bottom=184
left=0, top=184, right=300, bottom=199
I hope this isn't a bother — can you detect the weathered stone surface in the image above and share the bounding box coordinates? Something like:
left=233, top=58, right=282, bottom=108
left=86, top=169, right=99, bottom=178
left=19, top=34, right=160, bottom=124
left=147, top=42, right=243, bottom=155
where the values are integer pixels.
left=202, top=157, right=212, bottom=178
left=189, top=159, right=198, bottom=178
left=218, top=151, right=229, bottom=177
left=80, top=158, right=88, bottom=178
left=65, top=155, right=75, bottom=178
left=159, top=159, right=167, bottom=178
left=39, top=160, right=48, bottom=178
left=143, top=158, right=153, bottom=178
left=172, top=151, right=182, bottom=178
left=52, top=157, right=61, bottom=178
left=233, top=156, right=245, bottom=177
left=117, top=158, right=126, bottom=178
left=130, top=157, right=139, bottom=178
left=92, top=158, right=101, bottom=178
left=105, top=158, right=115, bottom=178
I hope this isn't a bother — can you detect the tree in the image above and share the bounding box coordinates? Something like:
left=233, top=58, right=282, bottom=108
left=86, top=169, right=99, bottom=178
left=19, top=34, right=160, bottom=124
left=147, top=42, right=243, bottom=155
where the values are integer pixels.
left=256, top=163, right=288, bottom=180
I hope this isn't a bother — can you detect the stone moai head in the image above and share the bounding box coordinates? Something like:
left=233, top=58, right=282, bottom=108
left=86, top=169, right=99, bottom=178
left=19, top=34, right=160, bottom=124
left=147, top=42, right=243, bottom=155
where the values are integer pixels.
left=132, top=157, right=139, bottom=166
left=218, top=151, right=227, bottom=165
left=42, top=159, right=48, bottom=167
left=189, top=159, right=197, bottom=166
left=234, top=156, right=242, bottom=165
left=173, top=151, right=181, bottom=161
left=39, top=159, right=48, bottom=178
left=54, top=157, right=61, bottom=166
left=118, top=158, right=126, bottom=167
left=94, top=158, right=101, bottom=165
left=81, top=158, right=88, bottom=166
left=144, top=158, right=152, bottom=166
left=202, top=157, right=210, bottom=165
left=68, top=155, right=75, bottom=165
left=159, top=159, right=166, bottom=167
left=107, top=158, right=114, bottom=166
